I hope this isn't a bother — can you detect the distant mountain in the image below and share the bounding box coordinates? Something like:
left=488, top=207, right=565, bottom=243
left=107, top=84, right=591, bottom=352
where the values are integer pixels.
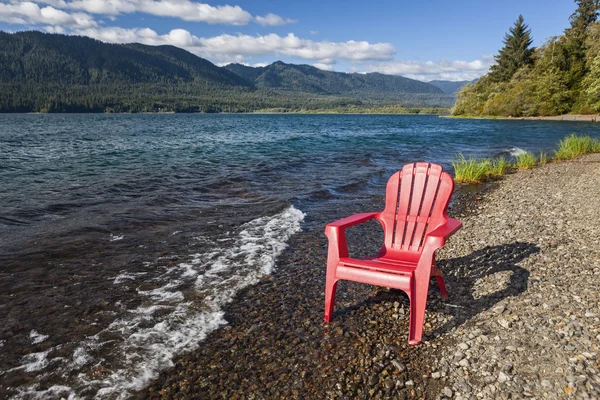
left=0, top=31, right=455, bottom=112
left=0, top=31, right=251, bottom=88
left=225, top=61, right=450, bottom=101
left=428, top=80, right=474, bottom=95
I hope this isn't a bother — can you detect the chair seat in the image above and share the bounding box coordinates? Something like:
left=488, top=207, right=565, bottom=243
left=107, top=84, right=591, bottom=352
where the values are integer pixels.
left=338, top=257, right=418, bottom=275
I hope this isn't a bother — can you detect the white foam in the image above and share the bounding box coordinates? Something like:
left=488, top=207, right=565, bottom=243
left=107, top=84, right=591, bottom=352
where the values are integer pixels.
left=29, top=330, right=49, bottom=344
left=0, top=340, right=4, bottom=348
left=72, top=347, right=92, bottom=367
left=137, top=283, right=185, bottom=302
left=109, top=234, right=124, bottom=242
left=9, top=206, right=304, bottom=399
left=8, top=350, right=52, bottom=373
left=177, top=262, right=198, bottom=278
left=113, top=272, right=146, bottom=284
left=508, top=147, right=527, bottom=157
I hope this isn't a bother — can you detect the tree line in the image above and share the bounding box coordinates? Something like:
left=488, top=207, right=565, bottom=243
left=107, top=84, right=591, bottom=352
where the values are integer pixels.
left=454, top=0, right=600, bottom=116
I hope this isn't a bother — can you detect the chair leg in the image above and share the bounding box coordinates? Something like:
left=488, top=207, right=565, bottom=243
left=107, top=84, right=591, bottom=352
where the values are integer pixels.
left=408, top=270, right=431, bottom=345
left=408, top=292, right=427, bottom=345
left=324, top=278, right=338, bottom=322
left=436, top=276, right=448, bottom=300
left=432, top=262, right=448, bottom=300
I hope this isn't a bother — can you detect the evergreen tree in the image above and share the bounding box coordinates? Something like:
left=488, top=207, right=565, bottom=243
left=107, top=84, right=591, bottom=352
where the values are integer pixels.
left=489, top=15, right=534, bottom=82
left=567, top=0, right=600, bottom=42
left=564, top=0, right=600, bottom=79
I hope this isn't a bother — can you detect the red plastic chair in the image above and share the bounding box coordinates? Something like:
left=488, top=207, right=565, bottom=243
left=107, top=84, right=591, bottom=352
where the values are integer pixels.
left=324, top=162, right=462, bottom=344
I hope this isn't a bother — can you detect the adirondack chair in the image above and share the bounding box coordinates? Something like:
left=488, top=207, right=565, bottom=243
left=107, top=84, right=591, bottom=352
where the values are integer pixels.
left=324, top=162, right=462, bottom=344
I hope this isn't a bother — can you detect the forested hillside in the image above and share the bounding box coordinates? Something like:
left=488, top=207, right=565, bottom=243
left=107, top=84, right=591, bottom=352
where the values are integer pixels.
left=224, top=61, right=454, bottom=106
left=454, top=1, right=600, bottom=117
left=0, top=31, right=279, bottom=112
left=0, top=31, right=454, bottom=112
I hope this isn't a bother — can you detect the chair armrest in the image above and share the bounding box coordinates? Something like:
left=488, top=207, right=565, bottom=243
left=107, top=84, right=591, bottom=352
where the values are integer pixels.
left=325, top=212, right=379, bottom=231
left=424, top=218, right=462, bottom=248
left=324, top=212, right=379, bottom=261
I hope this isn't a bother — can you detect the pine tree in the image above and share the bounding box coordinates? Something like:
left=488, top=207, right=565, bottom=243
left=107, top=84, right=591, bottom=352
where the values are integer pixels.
left=562, top=1, right=600, bottom=94
left=489, top=15, right=534, bottom=82
left=567, top=0, right=600, bottom=42
left=565, top=0, right=600, bottom=67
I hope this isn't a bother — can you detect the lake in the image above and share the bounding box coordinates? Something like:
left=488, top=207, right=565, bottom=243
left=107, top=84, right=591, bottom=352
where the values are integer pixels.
left=1, top=114, right=599, bottom=398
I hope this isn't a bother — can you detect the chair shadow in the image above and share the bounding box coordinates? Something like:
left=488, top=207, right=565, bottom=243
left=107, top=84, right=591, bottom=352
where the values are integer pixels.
left=334, top=241, right=538, bottom=339
left=429, top=241, right=537, bottom=338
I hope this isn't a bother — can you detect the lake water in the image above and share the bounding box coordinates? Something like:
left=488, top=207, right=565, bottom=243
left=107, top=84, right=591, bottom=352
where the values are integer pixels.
left=1, top=114, right=599, bottom=399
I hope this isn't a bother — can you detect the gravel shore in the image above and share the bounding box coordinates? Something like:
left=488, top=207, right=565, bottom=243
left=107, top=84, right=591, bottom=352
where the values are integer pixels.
left=140, top=154, right=600, bottom=399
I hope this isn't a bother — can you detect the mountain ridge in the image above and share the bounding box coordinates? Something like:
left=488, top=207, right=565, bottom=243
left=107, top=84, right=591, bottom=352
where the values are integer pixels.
left=0, top=31, right=455, bottom=112
left=427, top=80, right=475, bottom=95
left=224, top=61, right=448, bottom=100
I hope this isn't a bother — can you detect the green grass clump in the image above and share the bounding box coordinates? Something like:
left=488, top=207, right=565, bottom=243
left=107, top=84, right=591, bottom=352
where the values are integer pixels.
left=554, top=134, right=600, bottom=160
left=538, top=150, right=548, bottom=165
left=490, top=157, right=510, bottom=176
left=452, top=154, right=494, bottom=183
left=515, top=151, right=537, bottom=169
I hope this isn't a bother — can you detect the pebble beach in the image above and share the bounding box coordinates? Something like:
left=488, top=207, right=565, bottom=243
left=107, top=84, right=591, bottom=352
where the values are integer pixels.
left=139, top=153, right=600, bottom=399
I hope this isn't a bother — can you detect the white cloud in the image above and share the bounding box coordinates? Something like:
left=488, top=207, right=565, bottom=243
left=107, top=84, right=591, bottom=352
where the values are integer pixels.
left=70, top=27, right=396, bottom=65
left=255, top=13, right=295, bottom=26
left=360, top=56, right=494, bottom=81
left=190, top=33, right=395, bottom=62
left=250, top=62, right=268, bottom=67
left=30, top=0, right=292, bottom=25
left=0, top=1, right=96, bottom=27
left=313, top=63, right=334, bottom=71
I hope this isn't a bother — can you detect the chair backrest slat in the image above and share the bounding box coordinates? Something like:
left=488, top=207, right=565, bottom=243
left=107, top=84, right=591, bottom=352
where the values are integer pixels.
left=393, top=163, right=414, bottom=248
left=409, top=164, right=442, bottom=252
left=381, top=162, right=453, bottom=254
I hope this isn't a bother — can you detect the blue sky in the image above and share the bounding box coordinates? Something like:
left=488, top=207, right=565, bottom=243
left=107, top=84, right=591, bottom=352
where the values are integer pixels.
left=0, top=0, right=578, bottom=81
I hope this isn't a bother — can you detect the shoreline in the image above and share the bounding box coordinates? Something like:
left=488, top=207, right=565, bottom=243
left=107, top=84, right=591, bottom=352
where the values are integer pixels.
left=139, top=154, right=600, bottom=399
left=444, top=114, right=600, bottom=122
left=11, top=109, right=450, bottom=116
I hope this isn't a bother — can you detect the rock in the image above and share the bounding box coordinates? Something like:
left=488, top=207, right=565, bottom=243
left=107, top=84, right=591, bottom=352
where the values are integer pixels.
left=498, top=319, right=511, bottom=329
left=384, top=379, right=394, bottom=390
left=432, top=371, right=442, bottom=379
left=492, top=304, right=506, bottom=314
left=391, top=360, right=406, bottom=373
left=442, top=386, right=453, bottom=397
left=497, top=372, right=510, bottom=383
left=501, top=363, right=513, bottom=373
left=541, top=379, right=552, bottom=388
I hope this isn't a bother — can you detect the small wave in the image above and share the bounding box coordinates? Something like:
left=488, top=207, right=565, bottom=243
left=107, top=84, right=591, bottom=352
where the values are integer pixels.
left=7, top=350, right=51, bottom=374
left=113, top=272, right=146, bottom=285
left=508, top=147, right=527, bottom=157
left=109, top=234, right=124, bottom=242
left=11, top=206, right=304, bottom=399
left=29, top=330, right=48, bottom=344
